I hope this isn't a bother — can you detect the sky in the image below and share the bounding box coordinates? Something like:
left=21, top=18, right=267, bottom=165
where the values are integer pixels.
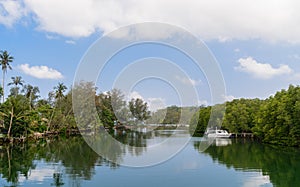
left=0, top=0, right=300, bottom=111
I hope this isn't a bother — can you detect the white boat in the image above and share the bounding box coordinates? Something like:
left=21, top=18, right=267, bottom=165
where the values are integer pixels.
left=204, top=128, right=231, bottom=138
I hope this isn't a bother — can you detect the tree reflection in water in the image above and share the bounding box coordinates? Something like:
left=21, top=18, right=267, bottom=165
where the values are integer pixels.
left=0, top=131, right=149, bottom=186
left=51, top=173, right=64, bottom=187
left=194, top=139, right=300, bottom=187
left=0, top=137, right=110, bottom=186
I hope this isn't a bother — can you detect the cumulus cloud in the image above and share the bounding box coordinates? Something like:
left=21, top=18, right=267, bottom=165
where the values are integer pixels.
left=129, top=91, right=165, bottom=111
left=0, top=0, right=295, bottom=43
left=18, top=64, right=64, bottom=79
left=235, top=57, right=293, bottom=79
left=0, top=0, right=26, bottom=27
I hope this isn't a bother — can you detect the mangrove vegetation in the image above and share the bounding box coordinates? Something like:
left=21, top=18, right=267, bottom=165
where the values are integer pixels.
left=190, top=85, right=300, bottom=147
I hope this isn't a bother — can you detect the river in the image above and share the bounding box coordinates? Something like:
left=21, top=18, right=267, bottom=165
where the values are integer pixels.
left=0, top=130, right=299, bottom=187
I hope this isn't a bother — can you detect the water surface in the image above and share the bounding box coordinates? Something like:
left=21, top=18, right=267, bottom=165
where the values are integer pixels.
left=0, top=130, right=299, bottom=187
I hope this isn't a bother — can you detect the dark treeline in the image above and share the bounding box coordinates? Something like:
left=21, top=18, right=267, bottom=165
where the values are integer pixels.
left=190, top=85, right=300, bottom=147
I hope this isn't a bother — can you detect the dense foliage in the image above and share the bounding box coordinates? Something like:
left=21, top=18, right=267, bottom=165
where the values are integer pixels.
left=146, top=106, right=199, bottom=124
left=190, top=85, right=300, bottom=147
left=0, top=81, right=151, bottom=138
left=0, top=50, right=151, bottom=139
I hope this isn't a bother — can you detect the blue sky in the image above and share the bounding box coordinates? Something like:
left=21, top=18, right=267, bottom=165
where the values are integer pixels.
left=0, top=0, right=300, bottom=110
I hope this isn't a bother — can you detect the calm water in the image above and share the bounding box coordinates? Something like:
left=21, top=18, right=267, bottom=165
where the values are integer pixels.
left=0, top=130, right=299, bottom=187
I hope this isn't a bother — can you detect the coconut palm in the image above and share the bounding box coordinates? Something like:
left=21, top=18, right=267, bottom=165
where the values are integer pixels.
left=0, top=50, right=14, bottom=102
left=22, top=84, right=40, bottom=110
left=0, top=86, right=3, bottom=100
left=54, top=82, right=67, bottom=101
left=8, top=76, right=24, bottom=96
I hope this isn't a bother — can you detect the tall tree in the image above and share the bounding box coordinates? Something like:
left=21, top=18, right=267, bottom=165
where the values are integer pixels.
left=1, top=95, right=30, bottom=138
left=21, top=84, right=40, bottom=110
left=0, top=50, right=13, bottom=102
left=54, top=82, right=67, bottom=101
left=95, top=89, right=128, bottom=129
left=8, top=76, right=24, bottom=96
left=0, top=86, right=3, bottom=101
left=129, top=98, right=150, bottom=124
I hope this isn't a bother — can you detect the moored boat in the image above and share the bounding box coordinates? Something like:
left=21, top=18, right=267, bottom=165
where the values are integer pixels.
left=204, top=128, right=231, bottom=138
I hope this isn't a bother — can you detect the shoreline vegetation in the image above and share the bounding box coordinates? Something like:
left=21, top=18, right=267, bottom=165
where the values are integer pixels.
left=0, top=50, right=299, bottom=148
left=190, top=84, right=300, bottom=147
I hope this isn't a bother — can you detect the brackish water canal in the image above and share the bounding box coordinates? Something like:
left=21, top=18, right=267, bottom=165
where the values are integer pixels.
left=0, top=130, right=299, bottom=187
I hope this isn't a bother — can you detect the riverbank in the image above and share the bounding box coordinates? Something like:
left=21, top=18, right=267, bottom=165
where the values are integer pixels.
left=0, top=129, right=83, bottom=145
left=190, top=85, right=300, bottom=148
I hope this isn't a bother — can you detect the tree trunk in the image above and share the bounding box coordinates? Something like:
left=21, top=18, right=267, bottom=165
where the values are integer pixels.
left=29, top=92, right=32, bottom=111
left=2, top=73, right=4, bottom=128
left=2, top=72, right=5, bottom=103
left=14, top=85, right=17, bottom=98
left=7, top=146, right=11, bottom=179
left=47, top=108, right=55, bottom=132
left=7, top=107, right=13, bottom=139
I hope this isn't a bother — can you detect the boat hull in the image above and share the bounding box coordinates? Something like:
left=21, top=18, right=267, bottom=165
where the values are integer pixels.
left=207, top=134, right=231, bottom=138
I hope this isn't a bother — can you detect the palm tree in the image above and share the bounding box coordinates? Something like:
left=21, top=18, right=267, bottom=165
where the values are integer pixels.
left=8, top=76, right=24, bottom=96
left=54, top=82, right=67, bottom=100
left=0, top=50, right=14, bottom=103
left=0, top=86, right=3, bottom=101
left=46, top=83, right=67, bottom=132
left=22, top=84, right=40, bottom=110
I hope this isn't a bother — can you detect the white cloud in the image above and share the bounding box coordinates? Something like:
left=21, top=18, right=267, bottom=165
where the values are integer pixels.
left=65, top=40, right=76, bottom=44
left=0, top=0, right=295, bottom=43
left=45, top=34, right=59, bottom=40
left=235, top=57, right=293, bottom=79
left=222, top=94, right=236, bottom=102
left=18, top=64, right=64, bottom=79
left=129, top=91, right=143, bottom=100
left=175, top=75, right=201, bottom=86
left=19, top=167, right=54, bottom=183
left=197, top=100, right=208, bottom=106
left=0, top=0, right=26, bottom=27
left=147, top=97, right=165, bottom=111
left=129, top=91, right=165, bottom=111
left=243, top=173, right=271, bottom=187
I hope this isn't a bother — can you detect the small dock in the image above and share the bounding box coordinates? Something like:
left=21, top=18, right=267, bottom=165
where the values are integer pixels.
left=230, top=133, right=255, bottom=139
